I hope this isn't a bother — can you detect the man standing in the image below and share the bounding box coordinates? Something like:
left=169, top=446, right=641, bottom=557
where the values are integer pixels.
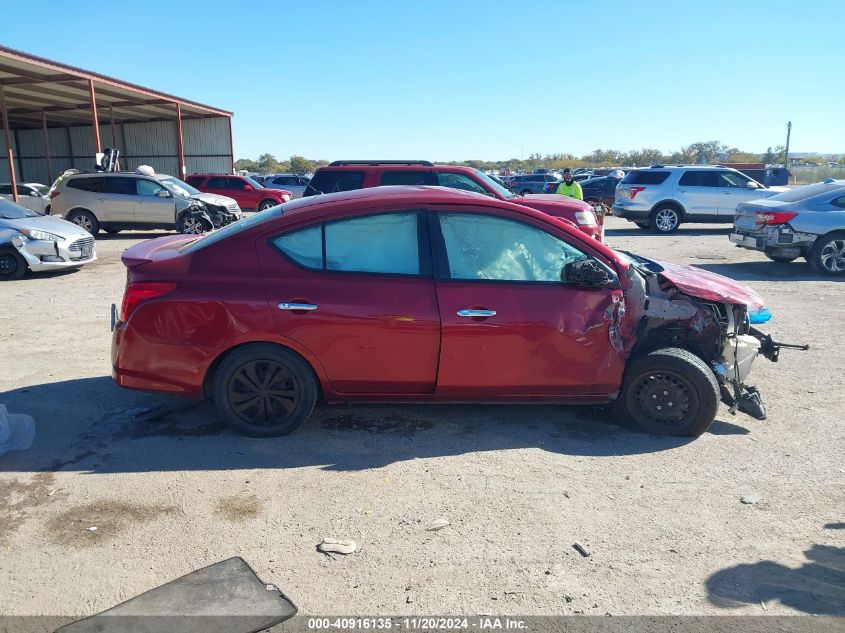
left=555, top=168, right=583, bottom=200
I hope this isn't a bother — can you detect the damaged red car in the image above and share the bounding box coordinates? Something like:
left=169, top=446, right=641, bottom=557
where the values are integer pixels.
left=112, top=186, right=789, bottom=438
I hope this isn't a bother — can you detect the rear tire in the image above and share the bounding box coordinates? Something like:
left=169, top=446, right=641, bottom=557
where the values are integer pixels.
left=213, top=344, right=318, bottom=437
left=616, top=347, right=719, bottom=437
left=764, top=252, right=798, bottom=263
left=808, top=232, right=845, bottom=275
left=0, top=246, right=27, bottom=280
left=649, top=205, right=681, bottom=233
left=66, top=209, right=100, bottom=235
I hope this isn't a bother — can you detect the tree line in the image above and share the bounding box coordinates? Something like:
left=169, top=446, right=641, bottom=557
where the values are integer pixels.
left=236, top=142, right=844, bottom=174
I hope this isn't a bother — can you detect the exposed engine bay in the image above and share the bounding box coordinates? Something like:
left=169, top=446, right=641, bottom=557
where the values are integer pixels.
left=618, top=251, right=808, bottom=421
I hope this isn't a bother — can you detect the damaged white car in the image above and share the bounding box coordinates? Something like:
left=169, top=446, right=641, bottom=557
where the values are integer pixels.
left=0, top=198, right=95, bottom=280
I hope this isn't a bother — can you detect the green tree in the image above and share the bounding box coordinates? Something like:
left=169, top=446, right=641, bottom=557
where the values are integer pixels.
left=762, top=147, right=777, bottom=163
left=289, top=155, right=317, bottom=174
left=256, top=153, right=281, bottom=174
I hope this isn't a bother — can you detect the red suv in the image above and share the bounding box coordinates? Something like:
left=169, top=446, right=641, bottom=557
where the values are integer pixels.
left=186, top=174, right=291, bottom=211
left=304, top=161, right=601, bottom=239
left=112, top=186, right=779, bottom=439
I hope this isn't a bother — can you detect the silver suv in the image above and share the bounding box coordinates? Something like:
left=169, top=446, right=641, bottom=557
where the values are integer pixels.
left=612, top=166, right=788, bottom=233
left=259, top=173, right=310, bottom=199
left=49, top=171, right=242, bottom=235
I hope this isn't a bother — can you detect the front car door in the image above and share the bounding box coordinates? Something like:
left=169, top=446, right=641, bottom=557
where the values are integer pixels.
left=717, top=170, right=764, bottom=215
left=435, top=171, right=493, bottom=197
left=676, top=170, right=719, bottom=219
left=430, top=207, right=624, bottom=397
left=257, top=208, right=440, bottom=395
left=135, top=178, right=177, bottom=226
left=225, top=177, right=254, bottom=209
left=95, top=176, right=138, bottom=224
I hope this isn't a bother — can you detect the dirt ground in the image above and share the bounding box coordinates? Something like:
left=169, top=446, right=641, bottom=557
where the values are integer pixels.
left=1, top=217, right=843, bottom=620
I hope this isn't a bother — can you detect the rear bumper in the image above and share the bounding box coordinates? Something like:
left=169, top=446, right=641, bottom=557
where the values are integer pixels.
left=730, top=226, right=816, bottom=255
left=612, top=202, right=651, bottom=221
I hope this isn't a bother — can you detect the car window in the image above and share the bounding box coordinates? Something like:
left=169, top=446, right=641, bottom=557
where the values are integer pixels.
left=438, top=213, right=587, bottom=282
left=380, top=171, right=432, bottom=186
left=305, top=170, right=366, bottom=196
left=621, top=170, right=671, bottom=185
left=66, top=177, right=103, bottom=192
left=186, top=176, right=204, bottom=187
left=719, top=171, right=752, bottom=187
left=136, top=179, right=167, bottom=197
left=226, top=177, right=247, bottom=190
left=273, top=225, right=322, bottom=269
left=678, top=171, right=720, bottom=187
left=326, top=212, right=420, bottom=274
left=437, top=172, right=488, bottom=195
left=100, top=177, right=136, bottom=195
left=206, top=177, right=228, bottom=188
left=831, top=195, right=845, bottom=209
left=0, top=185, right=11, bottom=195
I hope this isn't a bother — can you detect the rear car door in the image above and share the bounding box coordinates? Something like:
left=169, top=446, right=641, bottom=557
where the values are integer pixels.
left=135, top=178, right=177, bottom=226
left=430, top=207, right=624, bottom=397
left=95, top=176, right=138, bottom=223
left=676, top=170, right=719, bottom=218
left=258, top=209, right=440, bottom=394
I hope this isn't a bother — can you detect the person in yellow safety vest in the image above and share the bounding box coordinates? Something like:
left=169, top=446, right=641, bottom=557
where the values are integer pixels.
left=555, top=168, right=583, bottom=200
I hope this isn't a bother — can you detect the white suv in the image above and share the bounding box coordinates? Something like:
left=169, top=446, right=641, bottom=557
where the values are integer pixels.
left=612, top=166, right=788, bottom=233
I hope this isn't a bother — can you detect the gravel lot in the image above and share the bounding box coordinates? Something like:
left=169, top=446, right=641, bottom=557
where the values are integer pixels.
left=1, top=217, right=843, bottom=620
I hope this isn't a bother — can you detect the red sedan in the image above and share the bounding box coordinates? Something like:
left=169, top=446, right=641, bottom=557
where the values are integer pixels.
left=112, top=186, right=779, bottom=438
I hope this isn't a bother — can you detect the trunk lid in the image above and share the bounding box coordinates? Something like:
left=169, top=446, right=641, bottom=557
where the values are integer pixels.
left=733, top=198, right=791, bottom=232
left=121, top=234, right=196, bottom=273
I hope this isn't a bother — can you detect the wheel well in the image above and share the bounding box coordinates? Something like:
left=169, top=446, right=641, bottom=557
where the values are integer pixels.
left=203, top=341, right=323, bottom=401
left=650, top=200, right=685, bottom=218
left=260, top=198, right=279, bottom=207
left=67, top=207, right=95, bottom=216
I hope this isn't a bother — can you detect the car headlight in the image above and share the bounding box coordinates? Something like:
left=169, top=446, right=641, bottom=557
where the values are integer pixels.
left=282, top=194, right=291, bottom=202
left=18, top=228, right=64, bottom=241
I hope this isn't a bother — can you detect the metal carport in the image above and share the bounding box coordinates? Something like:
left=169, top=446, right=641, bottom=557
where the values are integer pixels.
left=0, top=45, right=234, bottom=203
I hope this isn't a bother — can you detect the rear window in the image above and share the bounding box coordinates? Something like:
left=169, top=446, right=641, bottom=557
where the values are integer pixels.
left=621, top=170, right=671, bottom=185
left=66, top=177, right=103, bottom=192
left=304, top=170, right=365, bottom=196
left=767, top=182, right=845, bottom=203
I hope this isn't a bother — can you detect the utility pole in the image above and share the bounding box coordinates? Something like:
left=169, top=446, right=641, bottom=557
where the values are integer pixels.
left=784, top=121, right=792, bottom=170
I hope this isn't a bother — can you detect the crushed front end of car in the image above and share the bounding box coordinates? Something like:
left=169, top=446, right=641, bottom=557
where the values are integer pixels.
left=617, top=251, right=807, bottom=421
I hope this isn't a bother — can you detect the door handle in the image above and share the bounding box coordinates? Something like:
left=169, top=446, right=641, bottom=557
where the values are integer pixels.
left=457, top=309, right=496, bottom=318
left=278, top=302, right=318, bottom=311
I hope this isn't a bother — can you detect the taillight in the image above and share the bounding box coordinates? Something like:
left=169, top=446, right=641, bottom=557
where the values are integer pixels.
left=574, top=210, right=597, bottom=226
left=628, top=186, right=646, bottom=200
left=754, top=211, right=797, bottom=226
left=49, top=191, right=60, bottom=199
left=119, top=281, right=177, bottom=321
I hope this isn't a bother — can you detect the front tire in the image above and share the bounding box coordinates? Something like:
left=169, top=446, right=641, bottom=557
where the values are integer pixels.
left=66, top=209, right=100, bottom=235
left=809, top=233, right=845, bottom=275
left=0, top=247, right=27, bottom=280
left=617, top=347, right=719, bottom=437
left=103, top=228, right=122, bottom=235
left=258, top=199, right=279, bottom=211
left=650, top=205, right=681, bottom=233
left=177, top=212, right=210, bottom=235
left=213, top=344, right=318, bottom=437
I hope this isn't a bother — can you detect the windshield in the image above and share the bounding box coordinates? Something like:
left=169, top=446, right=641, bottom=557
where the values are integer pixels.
left=31, top=185, right=50, bottom=196
left=245, top=176, right=264, bottom=189
left=159, top=176, right=200, bottom=197
left=473, top=169, right=516, bottom=199
left=0, top=199, right=39, bottom=219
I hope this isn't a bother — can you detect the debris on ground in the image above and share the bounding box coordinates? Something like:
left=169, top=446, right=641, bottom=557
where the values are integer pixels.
left=740, top=494, right=760, bottom=505
left=573, top=542, right=592, bottom=557
left=0, top=404, right=36, bottom=456
left=425, top=518, right=450, bottom=531
left=317, top=538, right=357, bottom=555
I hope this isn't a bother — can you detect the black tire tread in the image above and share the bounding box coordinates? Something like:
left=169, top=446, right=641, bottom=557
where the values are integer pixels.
left=0, top=246, right=27, bottom=280
left=808, top=232, right=845, bottom=276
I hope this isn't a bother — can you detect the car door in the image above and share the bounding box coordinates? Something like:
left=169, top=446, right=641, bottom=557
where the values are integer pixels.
left=430, top=207, right=625, bottom=397
left=435, top=171, right=493, bottom=197
left=600, top=179, right=618, bottom=206
left=224, top=177, right=255, bottom=209
left=258, top=209, right=440, bottom=394
left=717, top=171, right=763, bottom=215
left=676, top=170, right=719, bottom=218
left=378, top=170, right=437, bottom=187
left=203, top=176, right=234, bottom=204
left=95, top=176, right=138, bottom=223
left=134, top=178, right=177, bottom=226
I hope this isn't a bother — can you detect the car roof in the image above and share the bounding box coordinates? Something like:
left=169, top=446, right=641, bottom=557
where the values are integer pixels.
left=315, top=163, right=477, bottom=172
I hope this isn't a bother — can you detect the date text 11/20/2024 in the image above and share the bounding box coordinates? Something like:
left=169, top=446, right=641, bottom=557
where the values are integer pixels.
left=307, top=617, right=527, bottom=630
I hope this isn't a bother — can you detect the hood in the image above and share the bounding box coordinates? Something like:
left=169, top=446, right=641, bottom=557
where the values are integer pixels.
left=192, top=192, right=238, bottom=207
left=510, top=193, right=592, bottom=211
left=652, top=258, right=765, bottom=309
left=0, top=214, right=92, bottom=241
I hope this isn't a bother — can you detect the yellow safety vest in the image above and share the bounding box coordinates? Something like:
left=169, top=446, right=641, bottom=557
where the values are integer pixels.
left=556, top=181, right=583, bottom=200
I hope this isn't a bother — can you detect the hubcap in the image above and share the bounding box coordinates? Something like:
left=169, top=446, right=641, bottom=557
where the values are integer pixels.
left=73, top=215, right=93, bottom=231
left=820, top=239, right=845, bottom=272
left=655, top=209, right=678, bottom=231
left=227, top=360, right=299, bottom=427
left=0, top=253, right=18, bottom=276
left=183, top=217, right=205, bottom=234
left=634, top=371, right=691, bottom=424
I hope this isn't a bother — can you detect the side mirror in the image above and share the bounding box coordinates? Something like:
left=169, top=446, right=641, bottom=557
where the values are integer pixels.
left=745, top=181, right=759, bottom=189
left=157, top=189, right=171, bottom=198
left=243, top=184, right=254, bottom=191
left=563, top=259, right=615, bottom=288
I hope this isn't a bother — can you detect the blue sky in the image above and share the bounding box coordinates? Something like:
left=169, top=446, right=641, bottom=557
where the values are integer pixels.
left=3, top=0, right=843, bottom=161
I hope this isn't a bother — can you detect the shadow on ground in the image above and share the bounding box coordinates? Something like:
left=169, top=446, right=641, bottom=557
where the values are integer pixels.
left=707, top=543, right=845, bottom=615
left=604, top=225, right=732, bottom=238
left=0, top=376, right=753, bottom=475
left=695, top=261, right=844, bottom=283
